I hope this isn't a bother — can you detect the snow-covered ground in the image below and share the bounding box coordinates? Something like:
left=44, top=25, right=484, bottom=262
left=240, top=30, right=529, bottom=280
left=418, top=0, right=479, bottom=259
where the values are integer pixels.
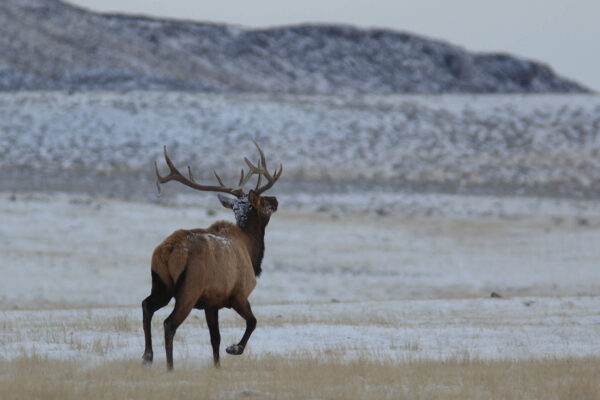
left=2, top=297, right=599, bottom=362
left=2, top=192, right=599, bottom=308
left=1, top=192, right=599, bottom=362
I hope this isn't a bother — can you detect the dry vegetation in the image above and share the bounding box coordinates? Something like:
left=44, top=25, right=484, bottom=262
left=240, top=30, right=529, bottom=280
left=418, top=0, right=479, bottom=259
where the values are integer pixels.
left=0, top=353, right=598, bottom=400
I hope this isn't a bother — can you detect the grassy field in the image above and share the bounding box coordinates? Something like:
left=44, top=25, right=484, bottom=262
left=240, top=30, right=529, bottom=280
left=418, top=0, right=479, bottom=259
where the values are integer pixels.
left=1, top=354, right=598, bottom=399
left=1, top=193, right=600, bottom=398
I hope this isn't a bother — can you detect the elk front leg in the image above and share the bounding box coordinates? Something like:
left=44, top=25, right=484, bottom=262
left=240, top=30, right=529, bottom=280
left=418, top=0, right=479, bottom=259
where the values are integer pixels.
left=226, top=299, right=256, bottom=355
left=205, top=307, right=221, bottom=367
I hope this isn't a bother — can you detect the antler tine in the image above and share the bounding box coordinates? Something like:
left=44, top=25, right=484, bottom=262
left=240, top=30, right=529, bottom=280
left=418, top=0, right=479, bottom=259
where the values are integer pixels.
left=238, top=166, right=256, bottom=189
left=243, top=157, right=263, bottom=192
left=244, top=157, right=257, bottom=171
left=243, top=142, right=283, bottom=195
left=187, top=166, right=195, bottom=182
left=154, top=146, right=245, bottom=198
left=254, top=159, right=263, bottom=192
left=213, top=169, right=226, bottom=187
left=154, top=161, right=164, bottom=197
left=252, top=139, right=267, bottom=171
left=274, top=163, right=283, bottom=179
left=154, top=146, right=178, bottom=197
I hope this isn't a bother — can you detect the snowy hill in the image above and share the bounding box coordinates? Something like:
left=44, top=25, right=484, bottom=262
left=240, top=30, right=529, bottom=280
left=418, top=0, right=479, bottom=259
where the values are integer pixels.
left=1, top=91, right=599, bottom=200
left=0, top=0, right=589, bottom=93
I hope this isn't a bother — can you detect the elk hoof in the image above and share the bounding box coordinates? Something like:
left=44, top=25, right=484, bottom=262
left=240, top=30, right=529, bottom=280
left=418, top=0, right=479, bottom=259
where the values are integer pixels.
left=226, top=344, right=244, bottom=355
left=142, top=353, right=153, bottom=366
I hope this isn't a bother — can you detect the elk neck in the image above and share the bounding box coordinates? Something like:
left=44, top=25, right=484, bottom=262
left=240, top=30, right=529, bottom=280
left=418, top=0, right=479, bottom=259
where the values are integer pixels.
left=237, top=211, right=267, bottom=277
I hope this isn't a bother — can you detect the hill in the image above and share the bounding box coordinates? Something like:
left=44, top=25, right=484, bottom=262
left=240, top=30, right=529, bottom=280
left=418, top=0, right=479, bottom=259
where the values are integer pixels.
left=0, top=0, right=589, bottom=93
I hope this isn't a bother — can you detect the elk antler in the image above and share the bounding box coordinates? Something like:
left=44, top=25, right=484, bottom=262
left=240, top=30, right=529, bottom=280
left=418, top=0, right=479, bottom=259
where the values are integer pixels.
left=155, top=146, right=249, bottom=198
left=244, top=140, right=283, bottom=195
left=154, top=141, right=282, bottom=197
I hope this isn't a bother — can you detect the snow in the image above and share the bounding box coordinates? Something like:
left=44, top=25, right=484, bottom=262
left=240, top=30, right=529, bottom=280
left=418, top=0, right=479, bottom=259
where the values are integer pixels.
left=1, top=297, right=598, bottom=362
left=232, top=195, right=252, bottom=228
left=0, top=191, right=599, bottom=362
left=1, top=192, right=599, bottom=309
left=1, top=91, right=599, bottom=364
left=202, top=233, right=231, bottom=246
left=1, top=92, right=599, bottom=198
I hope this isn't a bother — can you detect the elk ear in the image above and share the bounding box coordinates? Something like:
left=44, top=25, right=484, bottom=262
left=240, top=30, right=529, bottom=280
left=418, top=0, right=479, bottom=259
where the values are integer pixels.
left=217, top=194, right=235, bottom=209
left=247, top=190, right=260, bottom=208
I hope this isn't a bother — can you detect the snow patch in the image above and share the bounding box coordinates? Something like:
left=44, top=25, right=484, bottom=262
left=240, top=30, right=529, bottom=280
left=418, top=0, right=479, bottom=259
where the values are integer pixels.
left=187, top=232, right=232, bottom=246
left=204, top=233, right=231, bottom=246
left=233, top=195, right=252, bottom=228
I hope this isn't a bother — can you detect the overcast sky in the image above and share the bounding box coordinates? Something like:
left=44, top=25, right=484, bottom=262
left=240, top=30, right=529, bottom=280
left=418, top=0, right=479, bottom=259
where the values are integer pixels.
left=66, top=0, right=599, bottom=91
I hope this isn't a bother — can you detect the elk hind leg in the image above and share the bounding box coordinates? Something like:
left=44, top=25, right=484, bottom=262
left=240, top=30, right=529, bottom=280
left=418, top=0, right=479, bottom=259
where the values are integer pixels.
left=142, top=272, right=171, bottom=365
left=163, top=292, right=195, bottom=371
left=226, top=299, right=256, bottom=356
left=205, top=307, right=221, bottom=367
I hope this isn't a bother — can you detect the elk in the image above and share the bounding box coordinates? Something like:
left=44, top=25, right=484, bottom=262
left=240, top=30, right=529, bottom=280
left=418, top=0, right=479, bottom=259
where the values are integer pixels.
left=142, top=140, right=282, bottom=370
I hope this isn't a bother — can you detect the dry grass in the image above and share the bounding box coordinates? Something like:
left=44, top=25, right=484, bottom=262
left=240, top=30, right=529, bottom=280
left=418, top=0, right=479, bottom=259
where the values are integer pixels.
left=0, top=354, right=598, bottom=400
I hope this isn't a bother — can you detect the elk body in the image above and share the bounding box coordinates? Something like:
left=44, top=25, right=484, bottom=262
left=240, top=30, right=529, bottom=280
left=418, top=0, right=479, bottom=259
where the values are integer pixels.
left=142, top=141, right=282, bottom=370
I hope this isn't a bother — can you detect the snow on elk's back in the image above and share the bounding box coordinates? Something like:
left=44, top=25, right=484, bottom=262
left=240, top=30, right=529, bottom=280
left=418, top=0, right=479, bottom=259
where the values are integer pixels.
left=204, top=233, right=232, bottom=246
left=186, top=232, right=231, bottom=247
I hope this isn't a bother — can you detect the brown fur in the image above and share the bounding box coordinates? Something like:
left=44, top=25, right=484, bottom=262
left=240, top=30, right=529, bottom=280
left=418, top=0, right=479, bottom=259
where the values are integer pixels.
left=142, top=191, right=278, bottom=370
left=151, top=222, right=256, bottom=307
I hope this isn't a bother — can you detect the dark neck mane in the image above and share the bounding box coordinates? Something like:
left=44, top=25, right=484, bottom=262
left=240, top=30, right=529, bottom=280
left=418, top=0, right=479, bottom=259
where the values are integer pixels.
left=236, top=212, right=266, bottom=277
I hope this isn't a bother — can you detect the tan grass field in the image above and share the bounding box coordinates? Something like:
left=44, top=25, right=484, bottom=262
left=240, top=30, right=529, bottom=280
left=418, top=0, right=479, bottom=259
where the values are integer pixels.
left=1, top=297, right=599, bottom=399
left=1, top=355, right=599, bottom=400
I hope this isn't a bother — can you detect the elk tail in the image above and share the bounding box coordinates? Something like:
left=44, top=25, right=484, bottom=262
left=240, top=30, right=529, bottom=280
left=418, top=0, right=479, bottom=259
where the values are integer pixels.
left=151, top=247, right=175, bottom=294
left=150, top=231, right=190, bottom=295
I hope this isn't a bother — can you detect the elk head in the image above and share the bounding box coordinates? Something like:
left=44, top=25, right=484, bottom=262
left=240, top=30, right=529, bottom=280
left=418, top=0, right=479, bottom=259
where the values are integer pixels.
left=154, top=140, right=282, bottom=229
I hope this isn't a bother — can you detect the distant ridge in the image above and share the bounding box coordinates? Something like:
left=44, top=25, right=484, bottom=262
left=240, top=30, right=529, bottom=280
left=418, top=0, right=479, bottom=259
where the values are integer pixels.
left=0, top=0, right=590, bottom=93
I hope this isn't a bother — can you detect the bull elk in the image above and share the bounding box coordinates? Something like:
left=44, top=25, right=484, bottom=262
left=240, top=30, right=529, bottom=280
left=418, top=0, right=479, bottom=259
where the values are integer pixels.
left=142, top=140, right=282, bottom=370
